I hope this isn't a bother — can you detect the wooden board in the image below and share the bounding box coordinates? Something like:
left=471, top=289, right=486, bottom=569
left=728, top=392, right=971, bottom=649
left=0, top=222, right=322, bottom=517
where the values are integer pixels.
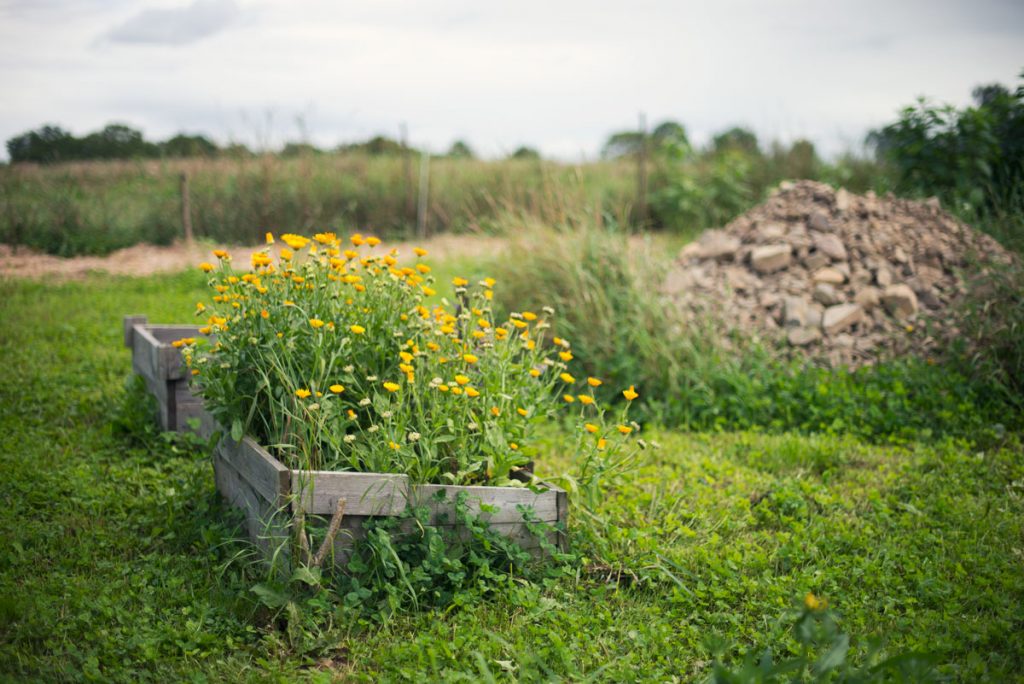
left=292, top=470, right=409, bottom=516
left=216, top=435, right=291, bottom=506
left=213, top=448, right=289, bottom=561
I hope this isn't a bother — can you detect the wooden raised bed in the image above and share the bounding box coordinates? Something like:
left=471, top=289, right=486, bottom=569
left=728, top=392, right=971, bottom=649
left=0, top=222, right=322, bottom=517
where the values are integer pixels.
left=123, top=315, right=205, bottom=432
left=126, top=316, right=568, bottom=563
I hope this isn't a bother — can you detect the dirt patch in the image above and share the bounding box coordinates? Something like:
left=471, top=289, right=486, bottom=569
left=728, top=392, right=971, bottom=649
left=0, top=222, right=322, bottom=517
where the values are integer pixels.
left=0, top=234, right=507, bottom=281
left=663, top=180, right=1014, bottom=367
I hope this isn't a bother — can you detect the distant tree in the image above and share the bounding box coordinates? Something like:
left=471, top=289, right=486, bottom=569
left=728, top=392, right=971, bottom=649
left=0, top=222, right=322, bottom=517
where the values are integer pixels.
left=6, top=124, right=79, bottom=163
left=78, top=124, right=158, bottom=160
left=509, top=146, right=541, bottom=160
left=337, top=135, right=409, bottom=156
left=280, top=142, right=321, bottom=157
left=161, top=133, right=218, bottom=158
left=711, top=127, right=760, bottom=156
left=601, top=120, right=688, bottom=159
left=222, top=142, right=253, bottom=158
left=447, top=140, right=475, bottom=159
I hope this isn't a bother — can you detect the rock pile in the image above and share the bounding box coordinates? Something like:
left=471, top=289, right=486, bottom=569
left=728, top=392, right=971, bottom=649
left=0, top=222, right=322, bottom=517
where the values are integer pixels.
left=663, top=180, right=1013, bottom=367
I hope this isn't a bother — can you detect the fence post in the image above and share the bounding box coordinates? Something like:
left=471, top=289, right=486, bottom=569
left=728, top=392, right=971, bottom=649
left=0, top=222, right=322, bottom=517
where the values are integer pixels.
left=636, top=112, right=648, bottom=227
left=416, top=152, right=430, bottom=240
left=179, top=172, right=194, bottom=245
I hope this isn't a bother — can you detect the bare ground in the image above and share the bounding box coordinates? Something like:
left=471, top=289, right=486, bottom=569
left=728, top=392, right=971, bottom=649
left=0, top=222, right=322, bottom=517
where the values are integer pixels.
left=0, top=234, right=507, bottom=280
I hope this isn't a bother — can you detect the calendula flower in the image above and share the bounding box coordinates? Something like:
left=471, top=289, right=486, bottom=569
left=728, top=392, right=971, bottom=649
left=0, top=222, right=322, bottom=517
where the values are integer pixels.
left=465, top=387, right=480, bottom=397
left=366, top=236, right=381, bottom=247
left=521, top=311, right=537, bottom=321
left=509, top=442, right=519, bottom=450
left=309, top=318, right=325, bottom=328
left=491, top=407, right=501, bottom=417
left=281, top=233, right=310, bottom=249
left=452, top=277, right=469, bottom=287
left=617, top=425, right=632, bottom=434
left=198, top=326, right=212, bottom=334
left=559, top=351, right=573, bottom=362
left=422, top=286, right=437, bottom=297
left=280, top=248, right=293, bottom=261
left=805, top=593, right=827, bottom=611
left=529, top=368, right=541, bottom=377
left=623, top=385, right=639, bottom=401
left=212, top=249, right=229, bottom=259
left=260, top=309, right=269, bottom=319
left=414, top=247, right=428, bottom=257
left=265, top=232, right=274, bottom=244
left=251, top=253, right=272, bottom=267
left=517, top=407, right=529, bottom=416
left=347, top=409, right=357, bottom=419
left=329, top=384, right=345, bottom=394
left=389, top=440, right=400, bottom=450
left=579, top=395, right=594, bottom=405
left=560, top=372, right=575, bottom=384
left=454, top=374, right=470, bottom=386
left=588, top=377, right=602, bottom=387
left=584, top=423, right=599, bottom=433
left=350, top=233, right=365, bottom=246
left=315, top=232, right=338, bottom=245
left=383, top=381, right=401, bottom=392
left=295, top=389, right=312, bottom=399
left=199, top=262, right=215, bottom=272
left=463, top=353, right=478, bottom=364
left=597, top=438, right=607, bottom=450
left=196, top=302, right=206, bottom=312
left=563, top=394, right=575, bottom=403
left=350, top=325, right=366, bottom=334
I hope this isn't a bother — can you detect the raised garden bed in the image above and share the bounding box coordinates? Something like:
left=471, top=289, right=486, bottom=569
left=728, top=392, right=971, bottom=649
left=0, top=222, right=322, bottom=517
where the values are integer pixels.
left=123, top=315, right=204, bottom=432
left=127, top=317, right=568, bottom=563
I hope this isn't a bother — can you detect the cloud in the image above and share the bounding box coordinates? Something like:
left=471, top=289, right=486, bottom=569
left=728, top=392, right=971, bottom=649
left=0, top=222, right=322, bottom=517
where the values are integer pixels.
left=104, top=0, right=241, bottom=46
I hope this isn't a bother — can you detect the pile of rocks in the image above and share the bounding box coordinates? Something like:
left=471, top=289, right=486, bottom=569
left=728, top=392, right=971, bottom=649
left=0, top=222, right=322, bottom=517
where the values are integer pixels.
left=663, top=180, right=1012, bottom=367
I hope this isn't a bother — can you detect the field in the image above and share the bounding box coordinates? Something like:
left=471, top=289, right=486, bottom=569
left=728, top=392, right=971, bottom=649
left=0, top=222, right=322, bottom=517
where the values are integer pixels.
left=2, top=263, right=1022, bottom=682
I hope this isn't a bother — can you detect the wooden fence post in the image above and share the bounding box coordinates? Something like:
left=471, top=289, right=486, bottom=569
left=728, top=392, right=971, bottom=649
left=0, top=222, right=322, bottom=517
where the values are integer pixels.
left=179, top=172, right=194, bottom=245
left=416, top=152, right=430, bottom=240
left=636, top=112, right=648, bottom=227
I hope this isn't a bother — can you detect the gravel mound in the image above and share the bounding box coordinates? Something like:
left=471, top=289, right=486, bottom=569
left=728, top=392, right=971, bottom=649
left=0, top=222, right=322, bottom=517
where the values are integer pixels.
left=663, top=180, right=1013, bottom=367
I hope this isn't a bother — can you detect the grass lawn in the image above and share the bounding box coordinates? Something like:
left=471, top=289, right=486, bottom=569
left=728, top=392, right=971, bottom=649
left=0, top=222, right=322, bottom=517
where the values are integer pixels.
left=1, top=270, right=1022, bottom=682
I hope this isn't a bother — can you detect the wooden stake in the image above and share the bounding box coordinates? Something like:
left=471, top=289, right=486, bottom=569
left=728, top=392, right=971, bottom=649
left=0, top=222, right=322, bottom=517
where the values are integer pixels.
left=179, top=172, right=194, bottom=244
left=312, top=498, right=346, bottom=568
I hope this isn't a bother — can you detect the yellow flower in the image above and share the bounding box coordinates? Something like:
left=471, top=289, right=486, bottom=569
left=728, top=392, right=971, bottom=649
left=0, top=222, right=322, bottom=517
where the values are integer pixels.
left=521, top=311, right=537, bottom=321
left=198, top=326, right=212, bottom=334
left=588, top=377, right=602, bottom=387
left=209, top=316, right=227, bottom=326
left=563, top=394, right=575, bottom=403
left=251, top=253, right=272, bottom=267
left=517, top=407, right=528, bottom=416
left=559, top=351, right=573, bottom=362
left=400, top=351, right=414, bottom=363
left=471, top=330, right=486, bottom=339
left=389, top=441, right=401, bottom=450
left=426, top=342, right=440, bottom=352
left=477, top=318, right=491, bottom=329
left=383, top=382, right=401, bottom=392
left=265, top=232, right=275, bottom=244
left=366, top=236, right=381, bottom=247
left=280, top=248, right=293, bottom=261
left=309, top=318, right=325, bottom=328
left=484, top=290, right=494, bottom=300
left=804, top=593, right=827, bottom=611
left=451, top=386, right=463, bottom=395
left=578, top=395, right=594, bottom=405
left=414, top=247, right=428, bottom=257
left=623, top=385, right=639, bottom=401
left=314, top=232, right=338, bottom=245
left=465, top=387, right=480, bottom=397
left=491, top=407, right=501, bottom=417
left=559, top=372, right=575, bottom=384
left=281, top=234, right=310, bottom=249
left=199, top=262, right=215, bottom=272
left=399, top=363, right=414, bottom=374
left=584, top=423, right=599, bottom=433
left=529, top=369, right=541, bottom=377
left=511, top=319, right=528, bottom=329
left=509, top=442, right=519, bottom=450
left=416, top=263, right=431, bottom=274
left=330, top=384, right=345, bottom=394
left=212, top=249, right=229, bottom=259
left=350, top=233, right=365, bottom=246
left=454, top=374, right=470, bottom=386
left=284, top=300, right=295, bottom=306
left=597, top=438, right=607, bottom=450
left=452, top=277, right=469, bottom=287
left=261, top=309, right=269, bottom=319
left=295, top=389, right=312, bottom=399
left=463, top=353, right=478, bottom=364
left=422, top=286, right=437, bottom=297
left=196, top=302, right=206, bottom=312
left=617, top=425, right=632, bottom=434
left=438, top=384, right=450, bottom=392
left=483, top=277, right=496, bottom=288
left=350, top=325, right=366, bottom=335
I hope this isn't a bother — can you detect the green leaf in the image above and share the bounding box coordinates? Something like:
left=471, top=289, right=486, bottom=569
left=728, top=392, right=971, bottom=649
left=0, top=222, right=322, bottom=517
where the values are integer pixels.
left=291, top=566, right=322, bottom=588
left=813, top=633, right=850, bottom=674
left=230, top=418, right=243, bottom=442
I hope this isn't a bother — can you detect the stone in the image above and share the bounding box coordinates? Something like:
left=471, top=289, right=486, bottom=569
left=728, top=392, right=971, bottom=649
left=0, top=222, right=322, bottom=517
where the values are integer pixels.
left=758, top=222, right=787, bottom=240
left=750, top=244, right=792, bottom=274
left=808, top=210, right=832, bottom=233
left=788, top=327, right=821, bottom=346
left=822, top=303, right=863, bottom=335
left=813, top=283, right=843, bottom=306
left=813, top=232, right=847, bottom=261
left=695, top=230, right=740, bottom=260
left=919, top=288, right=942, bottom=309
left=812, top=267, right=845, bottom=285
left=874, top=266, right=892, bottom=287
left=835, top=188, right=852, bottom=213
left=803, top=252, right=830, bottom=271
left=834, top=333, right=854, bottom=349
left=783, top=296, right=810, bottom=328
left=854, top=287, right=881, bottom=310
left=880, top=284, right=918, bottom=318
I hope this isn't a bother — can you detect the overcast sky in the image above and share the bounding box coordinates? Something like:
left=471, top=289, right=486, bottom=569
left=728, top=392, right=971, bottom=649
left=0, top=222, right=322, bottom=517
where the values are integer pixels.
left=1, top=0, right=1022, bottom=160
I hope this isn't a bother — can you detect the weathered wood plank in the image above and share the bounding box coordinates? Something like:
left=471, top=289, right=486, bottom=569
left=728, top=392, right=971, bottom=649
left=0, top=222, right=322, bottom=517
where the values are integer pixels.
left=123, top=315, right=147, bottom=348
left=213, top=450, right=289, bottom=561
left=217, top=436, right=290, bottom=506
left=291, top=470, right=410, bottom=516
left=145, top=325, right=203, bottom=344
left=411, top=483, right=560, bottom=524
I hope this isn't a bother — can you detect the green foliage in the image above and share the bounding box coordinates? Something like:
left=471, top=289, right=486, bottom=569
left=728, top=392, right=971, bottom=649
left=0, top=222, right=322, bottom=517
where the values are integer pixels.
left=957, top=259, right=1024, bottom=398
left=2, top=272, right=1024, bottom=680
